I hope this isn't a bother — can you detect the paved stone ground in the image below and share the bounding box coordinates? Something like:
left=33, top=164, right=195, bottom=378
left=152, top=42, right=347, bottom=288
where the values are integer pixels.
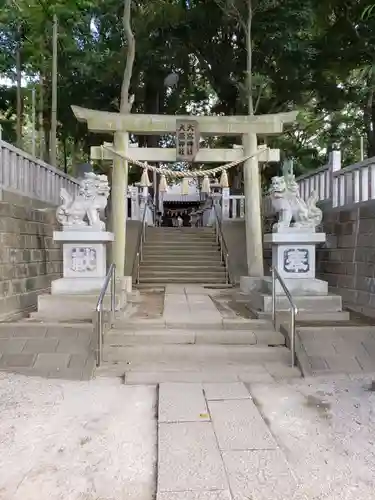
left=157, top=382, right=305, bottom=500
left=0, top=373, right=156, bottom=500
left=0, top=323, right=95, bottom=380
left=157, top=377, right=375, bottom=500
left=294, top=325, right=375, bottom=377
left=125, top=288, right=165, bottom=319
left=163, top=285, right=223, bottom=323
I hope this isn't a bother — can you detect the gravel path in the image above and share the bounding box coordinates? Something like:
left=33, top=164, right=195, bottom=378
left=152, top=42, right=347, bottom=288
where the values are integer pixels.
left=249, top=374, right=375, bottom=500
left=0, top=374, right=157, bottom=500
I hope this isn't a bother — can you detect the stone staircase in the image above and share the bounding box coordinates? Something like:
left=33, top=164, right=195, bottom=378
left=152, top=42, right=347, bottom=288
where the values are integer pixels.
left=98, top=320, right=297, bottom=384
left=139, top=227, right=227, bottom=284
left=96, top=286, right=301, bottom=383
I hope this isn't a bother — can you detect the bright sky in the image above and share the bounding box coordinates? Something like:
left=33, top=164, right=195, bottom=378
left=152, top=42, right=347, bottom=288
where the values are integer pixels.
left=0, top=76, right=28, bottom=87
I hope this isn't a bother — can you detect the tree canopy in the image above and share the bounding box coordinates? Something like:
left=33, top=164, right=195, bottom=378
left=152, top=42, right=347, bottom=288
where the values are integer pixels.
left=1, top=0, right=375, bottom=177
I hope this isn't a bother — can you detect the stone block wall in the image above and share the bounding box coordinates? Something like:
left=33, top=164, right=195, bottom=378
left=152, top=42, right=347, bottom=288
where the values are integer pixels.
left=316, top=202, right=375, bottom=317
left=0, top=190, right=62, bottom=319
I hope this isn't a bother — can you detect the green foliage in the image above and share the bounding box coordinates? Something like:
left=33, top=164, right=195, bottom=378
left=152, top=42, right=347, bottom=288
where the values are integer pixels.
left=1, top=0, right=375, bottom=177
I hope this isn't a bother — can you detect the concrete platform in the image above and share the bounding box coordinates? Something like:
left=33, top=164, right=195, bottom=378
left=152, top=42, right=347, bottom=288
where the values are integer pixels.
left=31, top=293, right=116, bottom=322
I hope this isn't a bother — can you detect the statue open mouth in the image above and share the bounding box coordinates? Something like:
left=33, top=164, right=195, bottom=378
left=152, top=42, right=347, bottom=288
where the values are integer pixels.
left=269, top=161, right=322, bottom=231
left=56, top=172, right=110, bottom=231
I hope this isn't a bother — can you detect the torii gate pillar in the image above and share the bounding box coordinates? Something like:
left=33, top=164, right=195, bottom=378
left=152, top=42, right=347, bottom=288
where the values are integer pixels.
left=112, top=132, right=128, bottom=277
left=242, top=132, right=263, bottom=280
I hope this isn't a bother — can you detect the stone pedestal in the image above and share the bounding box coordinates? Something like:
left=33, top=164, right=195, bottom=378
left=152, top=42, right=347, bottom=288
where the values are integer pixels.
left=242, top=228, right=348, bottom=320
left=51, top=229, right=114, bottom=294
left=240, top=161, right=348, bottom=320
left=263, top=228, right=327, bottom=295
left=32, top=229, right=116, bottom=322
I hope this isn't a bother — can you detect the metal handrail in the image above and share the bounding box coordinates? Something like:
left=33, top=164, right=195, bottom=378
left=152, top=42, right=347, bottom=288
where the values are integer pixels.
left=212, top=202, right=231, bottom=284
left=271, top=266, right=298, bottom=367
left=95, top=263, right=116, bottom=367
left=132, top=205, right=148, bottom=284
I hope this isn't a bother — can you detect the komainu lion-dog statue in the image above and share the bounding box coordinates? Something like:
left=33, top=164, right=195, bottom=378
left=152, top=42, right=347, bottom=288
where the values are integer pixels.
left=269, top=161, right=322, bottom=231
left=56, top=172, right=110, bottom=230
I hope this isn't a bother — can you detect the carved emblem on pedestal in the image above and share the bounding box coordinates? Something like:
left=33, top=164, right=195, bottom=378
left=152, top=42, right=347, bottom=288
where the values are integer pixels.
left=71, top=247, right=97, bottom=272
left=283, top=248, right=309, bottom=273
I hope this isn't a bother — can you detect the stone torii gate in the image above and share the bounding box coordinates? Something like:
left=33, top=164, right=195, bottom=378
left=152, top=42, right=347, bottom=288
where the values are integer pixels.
left=72, top=105, right=296, bottom=287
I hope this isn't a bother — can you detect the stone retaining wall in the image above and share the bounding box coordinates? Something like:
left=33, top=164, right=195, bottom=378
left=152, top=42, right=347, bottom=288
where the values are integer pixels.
left=0, top=189, right=61, bottom=319
left=316, top=202, right=375, bottom=317
left=261, top=200, right=375, bottom=317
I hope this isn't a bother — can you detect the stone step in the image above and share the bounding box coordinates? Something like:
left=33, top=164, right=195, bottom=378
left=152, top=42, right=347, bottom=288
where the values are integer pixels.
left=102, top=344, right=291, bottom=365
left=296, top=325, right=375, bottom=336
left=145, top=237, right=216, bottom=242
left=143, top=246, right=219, bottom=252
left=146, top=246, right=217, bottom=252
left=298, top=311, right=350, bottom=321
left=104, top=328, right=284, bottom=346
left=140, top=275, right=226, bottom=281
left=140, top=269, right=226, bottom=276
left=141, top=260, right=224, bottom=267
left=30, top=294, right=116, bottom=322
left=139, top=277, right=227, bottom=284
left=143, top=253, right=221, bottom=258
left=95, top=359, right=300, bottom=383
left=147, top=232, right=216, bottom=237
left=147, top=228, right=215, bottom=232
left=113, top=317, right=273, bottom=331
left=142, top=252, right=220, bottom=258
left=147, top=236, right=217, bottom=241
left=142, top=256, right=219, bottom=263
left=133, top=283, right=234, bottom=290
left=255, top=310, right=351, bottom=322
left=146, top=235, right=215, bottom=239
left=146, top=243, right=217, bottom=248
left=250, top=292, right=343, bottom=313
left=144, top=243, right=218, bottom=250
left=140, top=266, right=225, bottom=273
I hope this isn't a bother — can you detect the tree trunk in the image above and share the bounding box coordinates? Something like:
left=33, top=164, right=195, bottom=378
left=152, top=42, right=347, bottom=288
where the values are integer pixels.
left=41, top=69, right=52, bottom=163
left=43, top=112, right=51, bottom=162
left=72, top=136, right=80, bottom=176
left=364, top=84, right=375, bottom=157
left=111, top=0, right=136, bottom=276
left=50, top=14, right=58, bottom=167
left=246, top=0, right=254, bottom=116
left=120, top=0, right=135, bottom=113
left=31, top=86, right=36, bottom=156
left=38, top=79, right=46, bottom=161
left=16, top=38, right=22, bottom=148
left=142, top=71, right=164, bottom=210
left=63, top=136, right=68, bottom=173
